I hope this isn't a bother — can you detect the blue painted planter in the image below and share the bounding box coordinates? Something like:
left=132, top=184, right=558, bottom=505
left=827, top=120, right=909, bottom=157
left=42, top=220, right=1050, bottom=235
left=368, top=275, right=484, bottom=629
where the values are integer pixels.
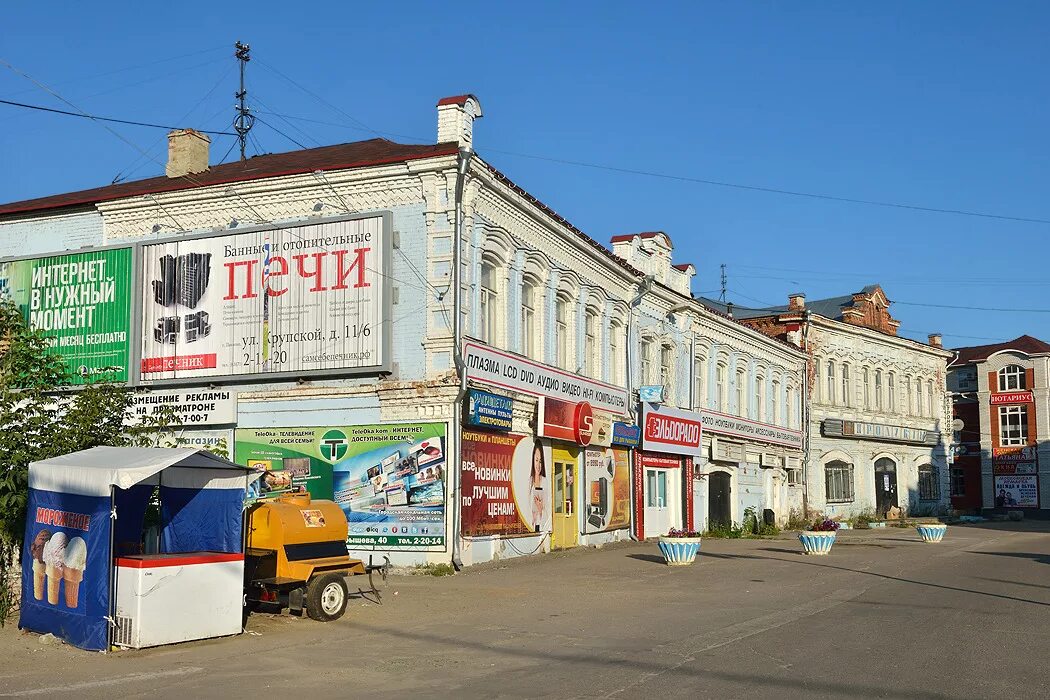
left=799, top=531, right=836, bottom=555
left=916, top=523, right=947, bottom=543
left=658, top=536, right=702, bottom=566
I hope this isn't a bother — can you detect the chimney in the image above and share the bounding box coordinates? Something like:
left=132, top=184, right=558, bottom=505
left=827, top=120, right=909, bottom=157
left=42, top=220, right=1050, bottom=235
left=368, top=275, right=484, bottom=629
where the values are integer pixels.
left=166, top=129, right=210, bottom=179
left=788, top=293, right=806, bottom=311
left=436, top=95, right=483, bottom=147
left=928, top=333, right=943, bottom=348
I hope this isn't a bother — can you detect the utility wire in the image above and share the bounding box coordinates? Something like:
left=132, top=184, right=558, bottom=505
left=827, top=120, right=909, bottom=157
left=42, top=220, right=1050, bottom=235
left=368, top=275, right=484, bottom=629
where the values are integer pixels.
left=893, top=300, right=1050, bottom=314
left=254, top=115, right=308, bottom=150
left=0, top=97, right=236, bottom=135
left=254, top=61, right=382, bottom=137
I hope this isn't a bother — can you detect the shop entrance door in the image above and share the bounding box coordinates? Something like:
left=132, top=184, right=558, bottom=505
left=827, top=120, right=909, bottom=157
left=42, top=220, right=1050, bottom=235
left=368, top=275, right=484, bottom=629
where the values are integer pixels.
left=551, top=447, right=578, bottom=549
left=874, top=458, right=898, bottom=517
left=708, top=471, right=732, bottom=529
left=643, top=468, right=681, bottom=537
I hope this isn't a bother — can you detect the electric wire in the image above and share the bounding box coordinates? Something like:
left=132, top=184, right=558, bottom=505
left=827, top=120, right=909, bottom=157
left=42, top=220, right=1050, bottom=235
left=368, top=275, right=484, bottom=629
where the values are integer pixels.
left=254, top=115, right=308, bottom=150
left=251, top=94, right=323, bottom=148
left=0, top=97, right=236, bottom=135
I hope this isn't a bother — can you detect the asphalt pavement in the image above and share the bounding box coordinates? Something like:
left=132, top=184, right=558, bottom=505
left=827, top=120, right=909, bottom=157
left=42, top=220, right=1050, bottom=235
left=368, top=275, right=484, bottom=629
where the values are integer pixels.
left=2, top=522, right=1049, bottom=699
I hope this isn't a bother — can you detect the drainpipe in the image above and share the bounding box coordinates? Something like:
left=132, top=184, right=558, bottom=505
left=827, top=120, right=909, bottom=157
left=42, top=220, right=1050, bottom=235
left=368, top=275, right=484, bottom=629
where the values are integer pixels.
left=800, top=310, right=811, bottom=517
left=450, top=146, right=472, bottom=571
left=626, top=275, right=655, bottom=541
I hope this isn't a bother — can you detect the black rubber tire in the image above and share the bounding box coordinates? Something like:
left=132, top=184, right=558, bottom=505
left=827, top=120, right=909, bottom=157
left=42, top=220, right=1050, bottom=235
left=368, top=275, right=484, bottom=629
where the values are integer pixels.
left=305, top=573, right=349, bottom=622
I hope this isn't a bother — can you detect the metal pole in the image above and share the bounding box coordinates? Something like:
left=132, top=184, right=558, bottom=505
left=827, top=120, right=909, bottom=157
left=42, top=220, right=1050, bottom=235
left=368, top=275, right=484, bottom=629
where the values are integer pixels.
left=234, top=41, right=253, bottom=161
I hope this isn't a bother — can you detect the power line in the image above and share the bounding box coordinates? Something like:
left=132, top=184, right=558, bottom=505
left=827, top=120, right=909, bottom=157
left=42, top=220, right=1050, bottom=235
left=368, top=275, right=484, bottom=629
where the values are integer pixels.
left=254, top=60, right=382, bottom=138
left=894, top=300, right=1050, bottom=314
left=0, top=97, right=236, bottom=135
left=254, top=115, right=308, bottom=150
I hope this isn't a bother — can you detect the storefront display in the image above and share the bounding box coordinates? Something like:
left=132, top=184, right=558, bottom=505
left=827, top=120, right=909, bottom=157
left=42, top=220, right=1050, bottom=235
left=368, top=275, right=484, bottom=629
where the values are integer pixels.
left=460, top=430, right=550, bottom=536
left=583, top=447, right=631, bottom=533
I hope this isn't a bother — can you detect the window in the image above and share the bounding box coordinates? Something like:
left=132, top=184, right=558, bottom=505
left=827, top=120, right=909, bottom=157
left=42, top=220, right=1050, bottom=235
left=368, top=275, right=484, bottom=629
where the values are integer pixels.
left=609, top=321, right=623, bottom=385
left=950, top=467, right=966, bottom=497
left=903, top=377, right=911, bottom=414
left=862, top=368, right=870, bottom=409
left=583, top=310, right=598, bottom=377
left=915, top=379, right=923, bottom=416
left=716, top=363, right=727, bottom=411
left=999, top=405, right=1029, bottom=446
left=815, top=361, right=822, bottom=404
left=998, top=365, right=1026, bottom=392
left=772, top=379, right=781, bottom=425
left=555, top=297, right=570, bottom=369
left=918, top=464, right=940, bottom=501
left=824, top=461, right=855, bottom=503
left=755, top=375, right=765, bottom=421
left=735, top=369, right=746, bottom=417
left=521, top=278, right=538, bottom=358
left=478, top=261, right=498, bottom=345
left=841, top=363, right=851, bottom=407
left=693, top=356, right=705, bottom=410
left=786, top=385, right=795, bottom=428
left=826, top=361, right=836, bottom=404
left=787, top=468, right=801, bottom=486
left=927, top=380, right=936, bottom=419
left=875, top=370, right=883, bottom=410
left=888, top=372, right=896, bottom=412
left=640, top=338, right=654, bottom=385
left=660, top=345, right=674, bottom=392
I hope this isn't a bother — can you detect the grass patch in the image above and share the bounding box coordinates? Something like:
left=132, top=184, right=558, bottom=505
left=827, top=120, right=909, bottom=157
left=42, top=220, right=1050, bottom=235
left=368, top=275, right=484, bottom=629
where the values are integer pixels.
left=413, top=562, right=456, bottom=577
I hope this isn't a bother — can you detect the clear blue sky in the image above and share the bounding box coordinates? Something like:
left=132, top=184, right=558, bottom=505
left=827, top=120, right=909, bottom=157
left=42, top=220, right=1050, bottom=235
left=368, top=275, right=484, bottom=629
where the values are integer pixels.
left=2, top=2, right=1047, bottom=348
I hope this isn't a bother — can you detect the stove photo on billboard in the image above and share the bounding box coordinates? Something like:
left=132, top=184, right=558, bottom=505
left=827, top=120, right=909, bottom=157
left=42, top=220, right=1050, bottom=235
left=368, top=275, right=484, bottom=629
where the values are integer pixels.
left=149, top=253, right=214, bottom=346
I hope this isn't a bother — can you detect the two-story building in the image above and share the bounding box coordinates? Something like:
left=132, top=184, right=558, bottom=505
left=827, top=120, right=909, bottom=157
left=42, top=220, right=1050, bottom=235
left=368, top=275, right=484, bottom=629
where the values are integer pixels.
left=703, top=286, right=952, bottom=520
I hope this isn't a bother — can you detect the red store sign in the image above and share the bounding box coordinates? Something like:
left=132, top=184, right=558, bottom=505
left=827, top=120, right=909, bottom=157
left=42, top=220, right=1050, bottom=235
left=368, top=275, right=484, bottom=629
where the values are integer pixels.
left=641, top=404, right=703, bottom=457
left=990, top=391, right=1034, bottom=405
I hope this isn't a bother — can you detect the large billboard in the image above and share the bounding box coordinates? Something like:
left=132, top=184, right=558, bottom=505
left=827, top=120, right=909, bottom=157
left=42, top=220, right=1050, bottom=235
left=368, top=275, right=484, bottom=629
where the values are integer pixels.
left=0, top=248, right=132, bottom=383
left=460, top=430, right=551, bottom=537
left=139, top=215, right=389, bottom=381
left=235, top=423, right=446, bottom=549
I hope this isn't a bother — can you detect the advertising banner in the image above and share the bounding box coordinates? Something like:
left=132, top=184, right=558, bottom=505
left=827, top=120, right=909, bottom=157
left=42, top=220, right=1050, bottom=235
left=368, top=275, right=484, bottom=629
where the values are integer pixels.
left=236, top=422, right=446, bottom=549
left=992, top=462, right=1037, bottom=475
left=0, top=248, right=132, bottom=383
left=610, top=422, right=641, bottom=447
left=994, top=474, right=1038, bottom=508
left=539, top=397, right=613, bottom=447
left=465, top=389, right=513, bottom=431
left=19, top=489, right=113, bottom=651
left=464, top=341, right=629, bottom=415
left=460, top=430, right=551, bottom=537
left=704, top=410, right=804, bottom=450
left=990, top=391, right=1033, bottom=405
left=642, top=403, right=704, bottom=456
left=583, top=447, right=631, bottom=533
left=127, top=389, right=237, bottom=426
left=140, top=216, right=388, bottom=380
left=993, top=446, right=1036, bottom=463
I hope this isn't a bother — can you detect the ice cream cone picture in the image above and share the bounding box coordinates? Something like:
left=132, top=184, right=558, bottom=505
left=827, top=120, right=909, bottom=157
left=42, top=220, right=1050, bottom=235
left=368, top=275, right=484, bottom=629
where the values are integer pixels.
left=30, top=529, right=51, bottom=601
left=41, top=532, right=67, bottom=606
left=63, top=537, right=87, bottom=609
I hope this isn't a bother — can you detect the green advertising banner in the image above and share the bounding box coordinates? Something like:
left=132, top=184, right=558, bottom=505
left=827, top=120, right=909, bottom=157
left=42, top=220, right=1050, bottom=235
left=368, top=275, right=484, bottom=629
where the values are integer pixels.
left=0, top=248, right=132, bottom=383
left=235, top=423, right=447, bottom=549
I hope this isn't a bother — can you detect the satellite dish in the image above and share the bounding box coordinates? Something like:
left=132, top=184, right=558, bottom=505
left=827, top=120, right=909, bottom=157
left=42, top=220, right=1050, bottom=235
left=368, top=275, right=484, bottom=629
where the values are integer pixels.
left=952, top=418, right=964, bottom=432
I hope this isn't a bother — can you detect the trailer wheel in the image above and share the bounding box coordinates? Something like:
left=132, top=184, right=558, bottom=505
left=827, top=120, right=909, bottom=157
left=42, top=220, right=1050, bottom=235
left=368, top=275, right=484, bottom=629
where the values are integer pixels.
left=306, top=573, right=348, bottom=622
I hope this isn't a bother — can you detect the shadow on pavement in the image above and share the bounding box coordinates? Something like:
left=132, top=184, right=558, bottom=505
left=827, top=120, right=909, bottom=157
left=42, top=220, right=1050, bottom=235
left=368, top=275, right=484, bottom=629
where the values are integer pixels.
left=626, top=553, right=666, bottom=565
left=971, top=551, right=1050, bottom=565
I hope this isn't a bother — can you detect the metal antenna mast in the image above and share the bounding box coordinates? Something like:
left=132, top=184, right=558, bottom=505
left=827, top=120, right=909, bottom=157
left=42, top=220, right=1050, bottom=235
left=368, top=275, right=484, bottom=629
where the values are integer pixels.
left=234, top=41, right=254, bottom=161
left=719, top=263, right=727, bottom=302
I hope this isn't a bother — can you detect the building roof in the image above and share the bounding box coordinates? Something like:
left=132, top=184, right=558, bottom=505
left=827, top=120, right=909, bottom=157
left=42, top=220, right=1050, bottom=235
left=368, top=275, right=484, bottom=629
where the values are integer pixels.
left=0, top=139, right=459, bottom=217
left=952, top=335, right=1050, bottom=364
left=697, top=286, right=882, bottom=322
left=609, top=231, right=672, bottom=246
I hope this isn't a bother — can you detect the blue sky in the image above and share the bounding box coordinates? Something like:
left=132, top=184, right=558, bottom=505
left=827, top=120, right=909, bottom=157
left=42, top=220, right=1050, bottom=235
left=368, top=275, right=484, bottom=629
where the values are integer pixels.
left=1, top=2, right=1047, bottom=347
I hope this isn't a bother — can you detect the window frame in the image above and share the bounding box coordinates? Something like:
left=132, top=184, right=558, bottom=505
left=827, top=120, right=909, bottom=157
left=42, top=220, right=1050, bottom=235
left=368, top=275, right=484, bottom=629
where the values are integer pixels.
left=478, top=259, right=499, bottom=345
left=520, top=275, right=539, bottom=359
left=826, top=361, right=836, bottom=404
left=949, top=467, right=966, bottom=498
left=608, top=320, right=624, bottom=386
left=583, top=308, right=599, bottom=377
left=735, top=368, right=747, bottom=417
left=918, top=464, right=940, bottom=501
left=841, top=363, right=851, bottom=407
left=998, top=404, right=1029, bottom=446
left=555, top=295, right=571, bottom=369
left=693, top=355, right=706, bottom=411
left=824, top=460, right=855, bottom=503
left=998, top=365, right=1026, bottom=392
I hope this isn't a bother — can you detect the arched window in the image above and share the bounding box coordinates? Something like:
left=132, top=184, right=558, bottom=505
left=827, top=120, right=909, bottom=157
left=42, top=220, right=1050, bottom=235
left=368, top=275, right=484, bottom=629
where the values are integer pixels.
left=640, top=337, right=654, bottom=385
left=998, top=365, right=1026, bottom=392
left=520, top=276, right=539, bottom=359
left=903, top=376, right=911, bottom=415
left=918, top=464, right=939, bottom=501
left=735, top=368, right=746, bottom=417
left=479, top=260, right=498, bottom=345
left=888, top=372, right=896, bottom=412
left=841, top=363, right=851, bottom=407
left=915, top=378, right=923, bottom=416
left=608, top=319, right=624, bottom=385
left=660, top=344, right=675, bottom=401
left=555, top=295, right=571, bottom=369
left=826, top=361, right=836, bottom=404
left=825, top=460, right=855, bottom=503
left=716, top=363, right=728, bottom=412
left=693, top=355, right=706, bottom=411
left=874, top=369, right=883, bottom=410
left=786, top=384, right=795, bottom=428
left=583, top=309, right=599, bottom=377
left=771, top=378, right=781, bottom=424
left=814, top=361, right=823, bottom=404
left=927, top=380, right=936, bottom=419
left=862, top=367, right=870, bottom=409
left=755, top=374, right=766, bottom=421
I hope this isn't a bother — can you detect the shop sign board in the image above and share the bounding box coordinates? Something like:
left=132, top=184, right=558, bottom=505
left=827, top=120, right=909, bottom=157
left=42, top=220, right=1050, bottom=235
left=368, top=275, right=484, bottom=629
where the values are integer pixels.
left=993, top=446, right=1036, bottom=463
left=994, top=474, right=1038, bottom=508
left=583, top=448, right=631, bottom=533
left=539, top=397, right=613, bottom=447
left=638, top=385, right=664, bottom=403
left=235, top=422, right=446, bottom=549
left=639, top=452, right=683, bottom=469
left=465, top=389, right=513, bottom=432
left=993, top=462, right=1037, bottom=475
left=460, top=430, right=550, bottom=537
left=820, top=418, right=929, bottom=448
left=990, top=391, right=1034, bottom=405
left=0, top=248, right=133, bottom=383
left=464, top=341, right=629, bottom=416
left=641, top=403, right=703, bottom=457
left=139, top=215, right=389, bottom=381
left=610, top=422, right=641, bottom=447
left=702, top=411, right=804, bottom=450
left=127, top=389, right=237, bottom=426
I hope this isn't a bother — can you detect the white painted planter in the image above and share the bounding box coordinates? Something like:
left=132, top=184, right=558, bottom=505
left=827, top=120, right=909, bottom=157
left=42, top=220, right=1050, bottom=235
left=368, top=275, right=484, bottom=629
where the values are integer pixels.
left=657, top=536, right=702, bottom=566
left=799, top=531, right=836, bottom=555
left=916, top=523, right=948, bottom=543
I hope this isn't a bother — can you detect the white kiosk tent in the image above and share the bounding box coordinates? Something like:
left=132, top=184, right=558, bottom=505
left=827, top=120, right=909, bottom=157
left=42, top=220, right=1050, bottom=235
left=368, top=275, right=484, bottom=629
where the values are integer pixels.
left=19, top=447, right=261, bottom=650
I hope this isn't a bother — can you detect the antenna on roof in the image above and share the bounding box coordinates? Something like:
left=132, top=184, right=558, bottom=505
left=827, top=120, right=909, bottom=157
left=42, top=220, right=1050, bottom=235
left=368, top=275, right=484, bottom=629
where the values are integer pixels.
left=719, top=263, right=727, bottom=303
left=234, top=41, right=254, bottom=161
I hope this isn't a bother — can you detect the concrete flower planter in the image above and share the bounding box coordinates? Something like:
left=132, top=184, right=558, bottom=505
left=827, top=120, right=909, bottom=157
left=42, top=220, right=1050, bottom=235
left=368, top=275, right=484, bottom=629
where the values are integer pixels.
left=799, top=531, right=837, bottom=555
left=916, top=523, right=948, bottom=543
left=657, top=536, right=702, bottom=566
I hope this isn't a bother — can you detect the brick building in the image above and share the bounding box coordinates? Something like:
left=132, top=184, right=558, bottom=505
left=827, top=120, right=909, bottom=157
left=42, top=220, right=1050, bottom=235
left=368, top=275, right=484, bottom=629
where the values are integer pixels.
left=703, top=285, right=953, bottom=520
left=948, top=335, right=1050, bottom=514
